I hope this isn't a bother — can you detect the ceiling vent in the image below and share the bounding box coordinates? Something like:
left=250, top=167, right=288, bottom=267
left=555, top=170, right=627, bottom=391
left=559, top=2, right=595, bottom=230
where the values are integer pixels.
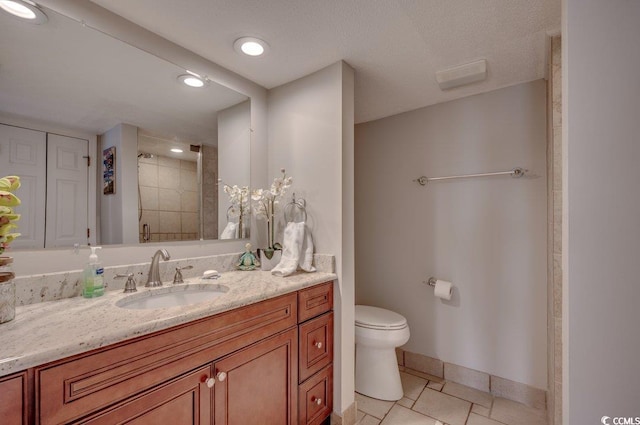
left=436, top=59, right=487, bottom=90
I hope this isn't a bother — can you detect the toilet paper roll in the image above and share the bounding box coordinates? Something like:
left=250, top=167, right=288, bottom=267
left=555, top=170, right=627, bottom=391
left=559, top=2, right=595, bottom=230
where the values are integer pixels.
left=434, top=279, right=453, bottom=300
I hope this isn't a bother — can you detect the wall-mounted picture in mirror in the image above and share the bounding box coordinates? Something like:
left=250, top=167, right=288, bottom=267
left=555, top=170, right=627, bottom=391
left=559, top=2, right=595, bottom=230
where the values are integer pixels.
left=0, top=5, right=251, bottom=249
left=103, top=147, right=116, bottom=195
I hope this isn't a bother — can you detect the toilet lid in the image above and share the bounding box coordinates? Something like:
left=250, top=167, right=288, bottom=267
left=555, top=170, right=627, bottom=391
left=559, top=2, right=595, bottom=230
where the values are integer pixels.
left=355, top=305, right=407, bottom=330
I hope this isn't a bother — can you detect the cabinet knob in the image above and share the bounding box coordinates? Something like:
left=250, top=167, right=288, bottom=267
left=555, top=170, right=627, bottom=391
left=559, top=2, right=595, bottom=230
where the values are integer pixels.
left=314, top=341, right=323, bottom=349
left=217, top=371, right=227, bottom=381
left=206, top=378, right=215, bottom=388
left=311, top=396, right=322, bottom=405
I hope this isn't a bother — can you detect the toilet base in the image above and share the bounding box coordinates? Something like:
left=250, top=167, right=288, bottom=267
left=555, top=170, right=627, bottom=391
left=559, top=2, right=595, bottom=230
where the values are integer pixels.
left=355, top=345, right=403, bottom=401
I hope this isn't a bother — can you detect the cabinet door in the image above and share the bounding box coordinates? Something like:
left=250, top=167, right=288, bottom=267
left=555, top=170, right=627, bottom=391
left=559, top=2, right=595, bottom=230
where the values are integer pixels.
left=0, top=371, right=28, bottom=425
left=214, top=328, right=298, bottom=425
left=78, top=365, right=213, bottom=424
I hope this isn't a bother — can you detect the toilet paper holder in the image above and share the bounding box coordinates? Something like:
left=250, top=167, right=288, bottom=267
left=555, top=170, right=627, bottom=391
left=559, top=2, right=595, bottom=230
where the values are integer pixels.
left=425, top=277, right=438, bottom=287
left=424, top=277, right=453, bottom=301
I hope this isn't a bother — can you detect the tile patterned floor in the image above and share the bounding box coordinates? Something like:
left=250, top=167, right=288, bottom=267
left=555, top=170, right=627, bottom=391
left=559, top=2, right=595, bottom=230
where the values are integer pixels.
left=355, top=367, right=547, bottom=425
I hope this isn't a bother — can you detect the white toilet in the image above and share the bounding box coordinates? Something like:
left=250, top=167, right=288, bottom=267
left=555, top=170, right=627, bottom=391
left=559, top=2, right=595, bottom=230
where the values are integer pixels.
left=355, top=305, right=410, bottom=401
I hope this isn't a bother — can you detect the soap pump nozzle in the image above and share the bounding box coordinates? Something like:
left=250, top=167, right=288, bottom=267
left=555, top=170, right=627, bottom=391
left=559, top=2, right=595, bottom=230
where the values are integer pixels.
left=88, top=246, right=102, bottom=264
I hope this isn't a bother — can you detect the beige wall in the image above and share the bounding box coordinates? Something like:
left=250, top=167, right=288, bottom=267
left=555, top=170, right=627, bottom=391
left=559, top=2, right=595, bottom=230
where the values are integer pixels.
left=267, top=61, right=355, bottom=416
left=355, top=81, right=548, bottom=389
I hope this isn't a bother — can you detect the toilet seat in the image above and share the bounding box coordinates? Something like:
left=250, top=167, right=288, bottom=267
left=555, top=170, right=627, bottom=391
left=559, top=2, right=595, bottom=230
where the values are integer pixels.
left=355, top=305, right=407, bottom=330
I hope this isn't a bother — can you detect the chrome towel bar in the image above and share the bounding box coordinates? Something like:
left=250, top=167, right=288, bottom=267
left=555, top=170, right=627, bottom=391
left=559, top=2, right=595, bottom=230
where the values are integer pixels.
left=413, top=167, right=526, bottom=186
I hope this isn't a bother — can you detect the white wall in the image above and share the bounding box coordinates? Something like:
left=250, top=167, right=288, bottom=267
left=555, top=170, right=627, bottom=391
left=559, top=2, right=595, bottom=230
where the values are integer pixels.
left=564, top=0, right=640, bottom=422
left=267, top=61, right=355, bottom=416
left=218, top=100, right=251, bottom=235
left=99, top=123, right=138, bottom=245
left=355, top=81, right=547, bottom=389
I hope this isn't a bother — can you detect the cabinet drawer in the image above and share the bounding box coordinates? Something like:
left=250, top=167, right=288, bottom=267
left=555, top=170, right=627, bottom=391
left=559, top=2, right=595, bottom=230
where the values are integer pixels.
left=298, top=282, right=333, bottom=323
left=299, top=312, right=333, bottom=383
left=36, top=293, right=297, bottom=425
left=298, top=365, right=333, bottom=425
left=0, top=371, right=28, bottom=425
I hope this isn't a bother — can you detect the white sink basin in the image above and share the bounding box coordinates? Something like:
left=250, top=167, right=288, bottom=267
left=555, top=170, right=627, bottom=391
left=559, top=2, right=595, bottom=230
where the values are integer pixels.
left=116, top=284, right=229, bottom=310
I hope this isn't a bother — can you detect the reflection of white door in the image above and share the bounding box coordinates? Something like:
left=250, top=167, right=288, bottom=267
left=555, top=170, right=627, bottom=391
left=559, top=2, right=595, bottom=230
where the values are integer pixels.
left=0, top=124, right=89, bottom=249
left=0, top=124, right=47, bottom=249
left=46, top=133, right=89, bottom=247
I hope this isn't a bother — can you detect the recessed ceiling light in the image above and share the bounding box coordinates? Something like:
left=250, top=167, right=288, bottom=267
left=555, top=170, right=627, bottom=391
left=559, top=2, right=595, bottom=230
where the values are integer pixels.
left=177, top=73, right=205, bottom=88
left=0, top=0, right=47, bottom=24
left=233, top=37, right=269, bottom=57
left=170, top=148, right=183, bottom=153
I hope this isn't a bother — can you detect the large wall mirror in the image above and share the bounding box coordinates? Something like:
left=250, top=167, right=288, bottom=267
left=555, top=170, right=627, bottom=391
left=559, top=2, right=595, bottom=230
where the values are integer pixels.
left=0, top=5, right=251, bottom=249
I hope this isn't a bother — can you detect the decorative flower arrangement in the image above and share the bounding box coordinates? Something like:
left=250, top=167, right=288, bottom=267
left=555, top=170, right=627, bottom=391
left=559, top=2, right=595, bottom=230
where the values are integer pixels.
left=0, top=176, right=21, bottom=256
left=252, top=168, right=293, bottom=259
left=220, top=181, right=249, bottom=239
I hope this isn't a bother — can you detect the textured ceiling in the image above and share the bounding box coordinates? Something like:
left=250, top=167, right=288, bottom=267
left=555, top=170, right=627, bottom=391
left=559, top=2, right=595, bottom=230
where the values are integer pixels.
left=88, top=1, right=559, bottom=123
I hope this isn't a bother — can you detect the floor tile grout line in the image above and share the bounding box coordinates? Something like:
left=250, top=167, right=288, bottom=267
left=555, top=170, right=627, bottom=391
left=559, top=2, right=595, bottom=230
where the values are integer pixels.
left=398, top=401, right=450, bottom=425
left=422, top=384, right=494, bottom=410
left=488, top=398, right=495, bottom=420
left=463, top=402, right=473, bottom=425
left=402, top=366, right=446, bottom=383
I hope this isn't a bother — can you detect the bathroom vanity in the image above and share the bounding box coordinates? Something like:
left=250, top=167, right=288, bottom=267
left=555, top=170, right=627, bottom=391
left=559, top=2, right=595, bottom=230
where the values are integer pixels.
left=0, top=271, right=335, bottom=425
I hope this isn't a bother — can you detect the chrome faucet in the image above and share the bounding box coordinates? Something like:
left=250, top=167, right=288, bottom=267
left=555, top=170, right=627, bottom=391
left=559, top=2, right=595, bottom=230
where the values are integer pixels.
left=146, top=249, right=170, bottom=287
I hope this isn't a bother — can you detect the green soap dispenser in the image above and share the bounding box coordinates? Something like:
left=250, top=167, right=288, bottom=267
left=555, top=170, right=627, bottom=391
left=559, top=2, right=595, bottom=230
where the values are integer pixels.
left=83, top=246, right=104, bottom=298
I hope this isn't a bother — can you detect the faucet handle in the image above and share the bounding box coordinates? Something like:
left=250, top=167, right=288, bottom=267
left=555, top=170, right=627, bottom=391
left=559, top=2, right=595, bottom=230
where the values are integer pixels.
left=173, top=265, right=193, bottom=284
left=115, top=273, right=137, bottom=293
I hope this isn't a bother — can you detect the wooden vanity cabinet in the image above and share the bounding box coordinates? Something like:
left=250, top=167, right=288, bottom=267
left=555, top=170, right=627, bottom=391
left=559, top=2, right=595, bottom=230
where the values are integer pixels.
left=0, top=371, right=29, bottom=425
left=35, top=293, right=297, bottom=425
left=25, top=280, right=334, bottom=425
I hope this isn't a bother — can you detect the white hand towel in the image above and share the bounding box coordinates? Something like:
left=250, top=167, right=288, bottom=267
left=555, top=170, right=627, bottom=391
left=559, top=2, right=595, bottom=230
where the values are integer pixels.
left=271, top=222, right=305, bottom=277
left=300, top=224, right=316, bottom=272
left=220, top=221, right=237, bottom=239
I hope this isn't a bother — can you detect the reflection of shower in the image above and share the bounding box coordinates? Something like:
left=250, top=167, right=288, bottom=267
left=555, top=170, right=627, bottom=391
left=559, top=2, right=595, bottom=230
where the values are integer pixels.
left=137, top=153, right=154, bottom=222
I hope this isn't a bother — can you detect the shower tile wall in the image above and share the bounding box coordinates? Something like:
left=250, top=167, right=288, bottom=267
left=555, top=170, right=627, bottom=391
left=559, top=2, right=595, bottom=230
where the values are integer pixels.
left=138, top=154, right=200, bottom=242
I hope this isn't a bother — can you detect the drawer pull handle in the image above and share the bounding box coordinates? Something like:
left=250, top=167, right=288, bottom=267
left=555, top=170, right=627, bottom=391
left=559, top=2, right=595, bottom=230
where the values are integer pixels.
left=217, top=371, right=227, bottom=382
left=206, top=378, right=215, bottom=388
left=314, top=341, right=323, bottom=349
left=311, top=396, right=323, bottom=405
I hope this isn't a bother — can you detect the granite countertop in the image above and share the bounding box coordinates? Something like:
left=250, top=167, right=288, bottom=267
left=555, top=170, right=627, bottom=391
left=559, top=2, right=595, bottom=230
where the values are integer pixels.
left=0, top=270, right=336, bottom=377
